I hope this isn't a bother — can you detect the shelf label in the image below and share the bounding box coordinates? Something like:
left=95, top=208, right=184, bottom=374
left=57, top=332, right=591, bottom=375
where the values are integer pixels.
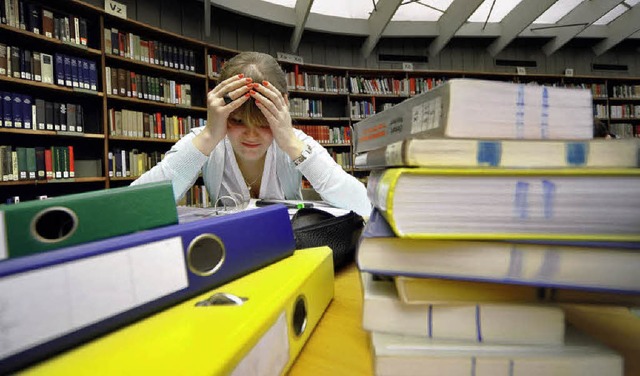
left=564, top=68, right=574, bottom=77
left=516, top=66, right=526, bottom=75
left=402, top=62, right=414, bottom=72
left=105, top=0, right=127, bottom=19
left=277, top=52, right=304, bottom=65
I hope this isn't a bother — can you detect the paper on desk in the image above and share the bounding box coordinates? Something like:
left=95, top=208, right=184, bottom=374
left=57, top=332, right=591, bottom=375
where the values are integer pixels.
left=177, top=200, right=351, bottom=223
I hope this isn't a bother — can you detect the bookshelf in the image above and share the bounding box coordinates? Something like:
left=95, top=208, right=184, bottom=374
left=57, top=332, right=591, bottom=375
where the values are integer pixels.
left=102, top=12, right=208, bottom=187
left=2, top=0, right=640, bottom=204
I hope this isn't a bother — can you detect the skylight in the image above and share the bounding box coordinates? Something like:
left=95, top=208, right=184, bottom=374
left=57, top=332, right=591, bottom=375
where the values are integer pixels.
left=392, top=0, right=453, bottom=21
left=533, top=0, right=584, bottom=24
left=259, top=0, right=637, bottom=26
left=467, top=0, right=523, bottom=23
left=594, top=0, right=639, bottom=25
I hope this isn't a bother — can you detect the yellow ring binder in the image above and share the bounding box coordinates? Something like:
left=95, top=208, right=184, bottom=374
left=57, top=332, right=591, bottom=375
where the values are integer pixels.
left=186, top=233, right=225, bottom=276
left=30, top=206, right=79, bottom=243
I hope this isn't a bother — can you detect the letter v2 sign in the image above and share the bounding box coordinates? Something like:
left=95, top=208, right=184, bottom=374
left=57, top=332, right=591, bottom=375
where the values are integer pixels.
left=105, top=0, right=127, bottom=19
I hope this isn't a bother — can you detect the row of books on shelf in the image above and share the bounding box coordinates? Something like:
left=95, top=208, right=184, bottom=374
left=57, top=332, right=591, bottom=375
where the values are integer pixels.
left=0, top=92, right=86, bottom=133
left=0, top=144, right=74, bottom=181
left=284, top=70, right=349, bottom=94
left=349, top=76, right=447, bottom=97
left=329, top=149, right=352, bottom=170
left=289, top=97, right=323, bottom=118
left=104, top=27, right=197, bottom=73
left=293, top=124, right=351, bottom=145
left=1, top=0, right=89, bottom=47
left=108, top=148, right=163, bottom=179
left=206, top=53, right=226, bottom=78
left=105, top=66, right=192, bottom=106
left=611, top=84, right=640, bottom=99
left=107, top=108, right=204, bottom=140
left=350, top=100, right=376, bottom=119
left=0, top=46, right=98, bottom=91
left=610, top=104, right=640, bottom=119
left=176, top=183, right=211, bottom=208
left=610, top=123, right=640, bottom=138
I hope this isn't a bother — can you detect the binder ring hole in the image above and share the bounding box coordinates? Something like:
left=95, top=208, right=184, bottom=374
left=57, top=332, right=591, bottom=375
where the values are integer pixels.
left=187, top=234, right=225, bottom=276
left=31, top=207, right=78, bottom=243
left=292, top=295, right=308, bottom=337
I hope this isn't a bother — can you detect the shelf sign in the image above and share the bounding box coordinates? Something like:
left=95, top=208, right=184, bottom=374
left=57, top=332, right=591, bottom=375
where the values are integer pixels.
left=402, top=62, right=414, bottom=72
left=277, top=52, right=304, bottom=65
left=105, top=0, right=127, bottom=19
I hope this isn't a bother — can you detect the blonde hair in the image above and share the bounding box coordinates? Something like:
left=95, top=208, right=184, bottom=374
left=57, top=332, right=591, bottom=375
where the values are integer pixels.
left=220, top=51, right=288, bottom=127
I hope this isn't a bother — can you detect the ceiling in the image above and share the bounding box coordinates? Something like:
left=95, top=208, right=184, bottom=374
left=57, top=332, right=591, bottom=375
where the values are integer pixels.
left=207, top=0, right=640, bottom=58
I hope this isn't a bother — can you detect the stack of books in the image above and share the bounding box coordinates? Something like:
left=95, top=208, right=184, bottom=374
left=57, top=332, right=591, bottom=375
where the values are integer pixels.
left=353, top=78, right=640, bottom=375
left=0, top=184, right=334, bottom=374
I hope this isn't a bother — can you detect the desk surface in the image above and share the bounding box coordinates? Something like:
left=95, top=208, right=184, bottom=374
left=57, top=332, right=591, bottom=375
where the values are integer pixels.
left=288, top=263, right=373, bottom=376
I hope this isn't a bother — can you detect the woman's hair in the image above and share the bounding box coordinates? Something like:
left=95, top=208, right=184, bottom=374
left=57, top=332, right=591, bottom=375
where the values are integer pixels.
left=219, top=51, right=288, bottom=127
left=593, top=117, right=610, bottom=138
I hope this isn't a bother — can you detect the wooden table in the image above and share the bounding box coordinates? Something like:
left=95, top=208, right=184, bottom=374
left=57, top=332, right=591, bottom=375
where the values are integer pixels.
left=288, top=263, right=373, bottom=376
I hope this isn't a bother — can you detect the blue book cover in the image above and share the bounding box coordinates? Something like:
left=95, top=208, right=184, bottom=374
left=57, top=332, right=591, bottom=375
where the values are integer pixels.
left=69, top=56, right=79, bottom=88
left=54, top=53, right=65, bottom=86
left=3, top=91, right=13, bottom=127
left=76, top=58, right=85, bottom=89
left=11, top=93, right=22, bottom=128
left=21, top=94, right=32, bottom=129
left=88, top=60, right=97, bottom=91
left=81, top=59, right=90, bottom=90
left=63, top=55, right=72, bottom=87
left=358, top=208, right=640, bottom=293
left=0, top=204, right=295, bottom=374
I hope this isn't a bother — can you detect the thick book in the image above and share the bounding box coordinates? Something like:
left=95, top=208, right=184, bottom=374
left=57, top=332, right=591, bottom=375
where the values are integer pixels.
left=357, top=208, right=640, bottom=294
left=353, top=78, right=594, bottom=154
left=395, top=276, right=640, bottom=307
left=367, top=167, right=640, bottom=241
left=361, top=272, right=565, bottom=345
left=356, top=138, right=640, bottom=169
left=371, top=327, right=622, bottom=376
left=0, top=205, right=297, bottom=374
left=21, top=246, right=333, bottom=375
left=0, top=181, right=178, bottom=259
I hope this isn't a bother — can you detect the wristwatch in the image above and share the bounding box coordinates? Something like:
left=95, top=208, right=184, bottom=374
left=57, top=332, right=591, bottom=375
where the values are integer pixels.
left=293, top=143, right=313, bottom=166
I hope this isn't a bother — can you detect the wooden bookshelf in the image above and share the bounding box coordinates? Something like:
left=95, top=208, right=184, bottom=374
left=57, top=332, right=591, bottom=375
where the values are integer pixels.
left=2, top=1, right=640, bottom=203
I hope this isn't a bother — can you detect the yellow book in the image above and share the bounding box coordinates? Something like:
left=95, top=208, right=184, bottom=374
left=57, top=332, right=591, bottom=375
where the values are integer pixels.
left=367, top=167, right=640, bottom=241
left=562, top=305, right=640, bottom=376
left=361, top=273, right=565, bottom=345
left=23, top=247, right=335, bottom=376
left=395, top=276, right=640, bottom=306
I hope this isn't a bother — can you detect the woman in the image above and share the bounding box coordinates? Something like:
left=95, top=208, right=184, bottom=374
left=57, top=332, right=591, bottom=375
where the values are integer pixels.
left=132, top=51, right=372, bottom=216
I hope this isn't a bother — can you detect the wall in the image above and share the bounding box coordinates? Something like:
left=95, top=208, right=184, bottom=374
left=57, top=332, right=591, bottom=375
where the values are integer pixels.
left=83, top=0, right=640, bottom=77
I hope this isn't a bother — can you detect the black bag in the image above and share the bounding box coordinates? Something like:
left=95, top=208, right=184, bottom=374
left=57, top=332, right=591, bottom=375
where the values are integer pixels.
left=291, top=208, right=365, bottom=270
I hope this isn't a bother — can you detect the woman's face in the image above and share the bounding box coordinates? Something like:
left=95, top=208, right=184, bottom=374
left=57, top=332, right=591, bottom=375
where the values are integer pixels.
left=226, top=114, right=274, bottom=162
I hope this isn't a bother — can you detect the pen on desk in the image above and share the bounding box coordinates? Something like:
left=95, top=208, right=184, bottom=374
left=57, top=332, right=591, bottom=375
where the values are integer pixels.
left=255, top=200, right=314, bottom=209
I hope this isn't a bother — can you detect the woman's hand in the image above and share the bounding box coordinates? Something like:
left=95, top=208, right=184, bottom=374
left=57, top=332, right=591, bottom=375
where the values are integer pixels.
left=251, top=81, right=304, bottom=160
left=193, top=74, right=252, bottom=155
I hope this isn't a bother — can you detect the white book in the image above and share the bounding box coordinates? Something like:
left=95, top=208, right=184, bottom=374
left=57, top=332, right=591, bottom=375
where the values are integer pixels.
left=353, top=78, right=594, bottom=154
left=40, top=53, right=54, bottom=84
left=358, top=209, right=640, bottom=293
left=368, top=168, right=640, bottom=241
left=355, top=138, right=640, bottom=169
left=361, top=273, right=565, bottom=345
left=371, top=328, right=622, bottom=376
